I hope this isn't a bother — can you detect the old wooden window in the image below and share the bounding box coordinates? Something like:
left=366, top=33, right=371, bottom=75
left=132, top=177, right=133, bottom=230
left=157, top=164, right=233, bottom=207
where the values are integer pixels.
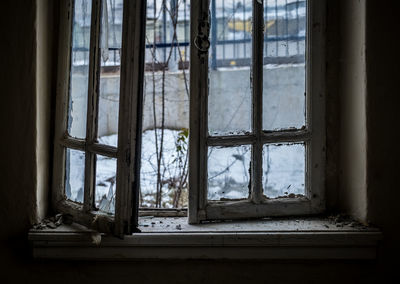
left=53, top=0, right=325, bottom=234
left=188, top=0, right=325, bottom=223
left=53, top=0, right=145, bottom=235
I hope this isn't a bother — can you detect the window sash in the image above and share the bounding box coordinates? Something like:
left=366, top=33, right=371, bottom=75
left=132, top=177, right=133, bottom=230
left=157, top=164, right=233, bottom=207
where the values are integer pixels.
left=189, top=0, right=326, bottom=223
left=52, top=0, right=146, bottom=235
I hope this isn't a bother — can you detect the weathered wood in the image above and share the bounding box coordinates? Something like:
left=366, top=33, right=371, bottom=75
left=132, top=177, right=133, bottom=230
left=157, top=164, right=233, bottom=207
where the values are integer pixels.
left=138, top=216, right=380, bottom=233
left=307, top=0, right=326, bottom=211
left=190, top=0, right=326, bottom=222
left=52, top=0, right=73, bottom=212
left=52, top=0, right=115, bottom=233
left=114, top=0, right=147, bottom=236
left=87, top=143, right=117, bottom=158
left=83, top=0, right=102, bottom=212
left=207, top=135, right=255, bottom=146
left=251, top=0, right=264, bottom=204
left=188, top=0, right=209, bottom=224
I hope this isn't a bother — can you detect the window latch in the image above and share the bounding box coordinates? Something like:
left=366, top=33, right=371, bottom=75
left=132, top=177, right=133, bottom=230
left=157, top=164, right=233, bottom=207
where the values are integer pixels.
left=194, top=12, right=210, bottom=54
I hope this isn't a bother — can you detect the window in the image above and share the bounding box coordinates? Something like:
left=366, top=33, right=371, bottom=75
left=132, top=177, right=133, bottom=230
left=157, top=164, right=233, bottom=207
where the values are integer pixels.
left=188, top=0, right=325, bottom=223
left=53, top=0, right=325, bottom=235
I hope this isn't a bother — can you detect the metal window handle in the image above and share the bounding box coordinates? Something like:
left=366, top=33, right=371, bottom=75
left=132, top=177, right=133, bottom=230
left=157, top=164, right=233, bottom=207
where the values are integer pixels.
left=194, top=34, right=210, bottom=53
left=194, top=12, right=210, bottom=54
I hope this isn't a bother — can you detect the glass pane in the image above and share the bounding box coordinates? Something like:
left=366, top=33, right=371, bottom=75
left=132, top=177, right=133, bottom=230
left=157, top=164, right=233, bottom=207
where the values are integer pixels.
left=65, top=148, right=85, bottom=203
left=140, top=0, right=190, bottom=208
left=208, top=0, right=252, bottom=136
left=68, top=0, right=92, bottom=138
left=263, top=0, right=306, bottom=131
left=97, top=0, right=123, bottom=146
left=95, top=155, right=117, bottom=214
left=208, top=145, right=251, bottom=201
left=262, top=143, right=305, bottom=198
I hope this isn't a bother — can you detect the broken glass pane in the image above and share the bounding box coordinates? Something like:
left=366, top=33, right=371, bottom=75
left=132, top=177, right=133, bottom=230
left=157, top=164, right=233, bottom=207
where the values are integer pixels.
left=95, top=154, right=117, bottom=214
left=208, top=0, right=252, bottom=136
left=140, top=0, right=190, bottom=209
left=262, top=143, right=305, bottom=198
left=208, top=145, right=251, bottom=201
left=263, top=0, right=306, bottom=131
left=97, top=0, right=123, bottom=146
left=67, top=0, right=92, bottom=138
left=65, top=148, right=85, bottom=203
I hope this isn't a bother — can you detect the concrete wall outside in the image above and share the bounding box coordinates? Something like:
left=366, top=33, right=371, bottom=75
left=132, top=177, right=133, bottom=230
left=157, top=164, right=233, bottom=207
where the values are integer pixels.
left=72, top=66, right=304, bottom=137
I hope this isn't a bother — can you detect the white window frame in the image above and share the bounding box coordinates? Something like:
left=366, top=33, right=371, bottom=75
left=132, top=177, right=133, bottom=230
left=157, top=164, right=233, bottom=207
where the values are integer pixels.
left=52, top=0, right=325, bottom=234
left=52, top=0, right=146, bottom=235
left=188, top=0, right=326, bottom=223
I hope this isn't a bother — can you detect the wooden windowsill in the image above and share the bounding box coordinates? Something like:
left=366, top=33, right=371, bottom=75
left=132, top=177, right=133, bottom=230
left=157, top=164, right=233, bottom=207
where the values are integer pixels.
left=29, top=217, right=382, bottom=260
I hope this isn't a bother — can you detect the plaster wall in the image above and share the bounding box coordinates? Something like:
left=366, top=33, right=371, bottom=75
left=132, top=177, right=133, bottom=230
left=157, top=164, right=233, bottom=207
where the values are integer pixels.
left=338, top=0, right=367, bottom=221
left=0, top=0, right=37, bottom=240
left=36, top=0, right=55, bottom=221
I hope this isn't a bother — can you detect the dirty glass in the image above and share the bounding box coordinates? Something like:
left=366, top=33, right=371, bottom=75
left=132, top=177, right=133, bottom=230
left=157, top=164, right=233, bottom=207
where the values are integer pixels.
left=208, top=0, right=252, bottom=136
left=262, top=143, right=305, bottom=198
left=208, top=145, right=251, bottom=201
left=140, top=0, right=190, bottom=209
left=95, top=155, right=117, bottom=214
left=67, top=0, right=92, bottom=138
left=65, top=148, right=85, bottom=203
left=97, top=0, right=123, bottom=146
left=263, top=0, right=306, bottom=131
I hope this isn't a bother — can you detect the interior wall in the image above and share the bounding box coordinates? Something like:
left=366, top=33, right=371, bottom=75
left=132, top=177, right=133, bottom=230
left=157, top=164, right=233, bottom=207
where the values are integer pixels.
left=338, top=0, right=368, bottom=221
left=0, top=0, right=38, bottom=240
left=365, top=0, right=400, bottom=275
left=36, top=0, right=55, bottom=221
left=0, top=0, right=398, bottom=283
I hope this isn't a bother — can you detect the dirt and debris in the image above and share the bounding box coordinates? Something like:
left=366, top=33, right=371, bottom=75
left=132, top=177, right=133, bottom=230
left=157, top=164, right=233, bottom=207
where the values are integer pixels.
left=327, top=214, right=366, bottom=229
left=32, top=213, right=73, bottom=230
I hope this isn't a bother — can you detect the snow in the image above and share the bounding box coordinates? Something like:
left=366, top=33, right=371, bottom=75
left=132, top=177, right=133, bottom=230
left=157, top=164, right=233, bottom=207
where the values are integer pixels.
left=140, top=129, right=188, bottom=208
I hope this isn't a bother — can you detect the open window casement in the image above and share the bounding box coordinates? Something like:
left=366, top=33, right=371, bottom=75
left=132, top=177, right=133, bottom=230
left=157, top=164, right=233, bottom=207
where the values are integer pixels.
left=52, top=0, right=146, bottom=236
left=188, top=0, right=326, bottom=223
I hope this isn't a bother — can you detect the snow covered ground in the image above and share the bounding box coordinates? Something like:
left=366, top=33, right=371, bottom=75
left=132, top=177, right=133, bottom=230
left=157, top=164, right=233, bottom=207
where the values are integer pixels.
left=66, top=129, right=305, bottom=212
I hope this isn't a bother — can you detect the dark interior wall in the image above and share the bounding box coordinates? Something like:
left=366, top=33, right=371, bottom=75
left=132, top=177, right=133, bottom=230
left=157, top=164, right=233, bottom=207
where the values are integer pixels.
left=0, top=0, right=37, bottom=240
left=0, top=0, right=398, bottom=283
left=365, top=0, right=400, bottom=273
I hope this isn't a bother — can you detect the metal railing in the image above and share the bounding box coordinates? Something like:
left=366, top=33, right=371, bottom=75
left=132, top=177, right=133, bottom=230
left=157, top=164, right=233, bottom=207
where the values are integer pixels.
left=71, top=0, right=306, bottom=70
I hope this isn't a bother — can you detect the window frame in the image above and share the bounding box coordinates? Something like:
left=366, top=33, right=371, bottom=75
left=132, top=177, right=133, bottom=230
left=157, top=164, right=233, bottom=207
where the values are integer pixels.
left=188, top=0, right=326, bottom=223
left=52, top=0, right=146, bottom=235
left=53, top=0, right=325, bottom=233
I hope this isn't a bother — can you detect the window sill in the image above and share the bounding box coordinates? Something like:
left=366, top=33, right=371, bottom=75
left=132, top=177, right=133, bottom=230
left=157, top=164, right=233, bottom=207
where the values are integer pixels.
left=29, top=217, right=382, bottom=260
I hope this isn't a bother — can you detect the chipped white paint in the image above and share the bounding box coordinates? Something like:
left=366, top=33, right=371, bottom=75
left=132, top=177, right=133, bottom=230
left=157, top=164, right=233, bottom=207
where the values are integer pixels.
left=189, top=0, right=326, bottom=223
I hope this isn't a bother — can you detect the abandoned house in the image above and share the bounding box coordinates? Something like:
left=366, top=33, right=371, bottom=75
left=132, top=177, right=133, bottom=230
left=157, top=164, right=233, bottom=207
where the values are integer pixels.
left=1, top=0, right=399, bottom=283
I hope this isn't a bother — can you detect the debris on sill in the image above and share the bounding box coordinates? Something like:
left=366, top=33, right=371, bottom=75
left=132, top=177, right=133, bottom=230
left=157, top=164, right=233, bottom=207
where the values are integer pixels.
left=32, top=213, right=73, bottom=230
left=327, top=214, right=367, bottom=229
left=32, top=213, right=102, bottom=245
